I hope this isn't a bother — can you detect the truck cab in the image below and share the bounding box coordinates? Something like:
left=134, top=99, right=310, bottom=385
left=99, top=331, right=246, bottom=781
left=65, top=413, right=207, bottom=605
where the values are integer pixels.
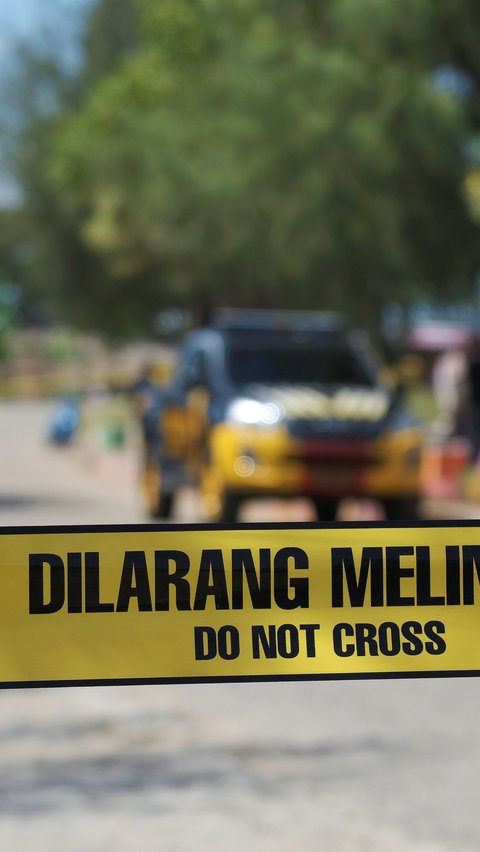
left=141, top=310, right=423, bottom=521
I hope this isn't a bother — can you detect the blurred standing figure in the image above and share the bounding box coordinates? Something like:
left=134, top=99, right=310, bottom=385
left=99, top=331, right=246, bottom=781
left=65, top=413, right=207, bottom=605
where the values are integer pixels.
left=463, top=335, right=480, bottom=459
left=431, top=343, right=468, bottom=439
left=129, top=362, right=160, bottom=454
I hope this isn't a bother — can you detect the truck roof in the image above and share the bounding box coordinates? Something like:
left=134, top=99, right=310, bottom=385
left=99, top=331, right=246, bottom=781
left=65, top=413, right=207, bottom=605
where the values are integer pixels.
left=211, top=308, right=343, bottom=334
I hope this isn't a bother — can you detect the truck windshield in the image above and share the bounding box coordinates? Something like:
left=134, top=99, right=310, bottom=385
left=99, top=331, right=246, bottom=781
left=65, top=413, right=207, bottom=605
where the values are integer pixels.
left=225, top=343, right=376, bottom=387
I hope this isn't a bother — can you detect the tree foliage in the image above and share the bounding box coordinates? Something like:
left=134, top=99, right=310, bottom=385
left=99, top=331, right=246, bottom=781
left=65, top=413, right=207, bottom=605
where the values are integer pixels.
left=5, top=0, right=480, bottom=334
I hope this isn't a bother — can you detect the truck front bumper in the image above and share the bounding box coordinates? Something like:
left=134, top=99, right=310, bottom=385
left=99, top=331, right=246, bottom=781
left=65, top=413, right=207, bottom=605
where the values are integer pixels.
left=205, top=423, right=422, bottom=500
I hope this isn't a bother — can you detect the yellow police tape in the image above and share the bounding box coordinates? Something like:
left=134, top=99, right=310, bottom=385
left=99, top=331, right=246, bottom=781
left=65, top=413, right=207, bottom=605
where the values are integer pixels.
left=2, top=520, right=480, bottom=687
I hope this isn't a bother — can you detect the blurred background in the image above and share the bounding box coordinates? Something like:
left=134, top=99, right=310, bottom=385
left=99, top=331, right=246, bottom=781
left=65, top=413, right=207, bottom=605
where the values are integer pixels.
left=2, top=0, right=480, bottom=515
left=2, top=1, right=480, bottom=850
left=3, top=0, right=480, bottom=335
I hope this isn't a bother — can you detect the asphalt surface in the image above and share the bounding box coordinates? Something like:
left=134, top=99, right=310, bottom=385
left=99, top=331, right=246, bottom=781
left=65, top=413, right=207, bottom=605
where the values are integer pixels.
left=0, top=399, right=480, bottom=851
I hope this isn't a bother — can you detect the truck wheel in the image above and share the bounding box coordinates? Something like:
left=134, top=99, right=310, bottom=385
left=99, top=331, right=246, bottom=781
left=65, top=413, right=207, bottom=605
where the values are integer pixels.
left=151, top=492, right=174, bottom=520
left=218, top=491, right=243, bottom=523
left=312, top=498, right=339, bottom=522
left=142, top=463, right=174, bottom=519
left=382, top=497, right=420, bottom=521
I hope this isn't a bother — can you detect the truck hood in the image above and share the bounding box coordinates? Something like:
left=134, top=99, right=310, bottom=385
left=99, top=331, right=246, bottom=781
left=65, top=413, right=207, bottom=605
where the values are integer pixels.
left=243, top=383, right=389, bottom=420
left=238, top=383, right=402, bottom=438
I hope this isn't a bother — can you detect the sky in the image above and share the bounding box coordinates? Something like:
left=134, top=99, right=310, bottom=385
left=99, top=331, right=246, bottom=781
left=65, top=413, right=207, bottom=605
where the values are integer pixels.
left=0, top=0, right=42, bottom=54
left=0, top=0, right=92, bottom=205
left=0, top=0, right=92, bottom=54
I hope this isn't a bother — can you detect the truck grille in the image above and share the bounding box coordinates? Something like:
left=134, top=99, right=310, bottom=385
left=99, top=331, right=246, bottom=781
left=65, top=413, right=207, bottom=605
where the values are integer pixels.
left=288, top=418, right=383, bottom=440
left=287, top=438, right=380, bottom=467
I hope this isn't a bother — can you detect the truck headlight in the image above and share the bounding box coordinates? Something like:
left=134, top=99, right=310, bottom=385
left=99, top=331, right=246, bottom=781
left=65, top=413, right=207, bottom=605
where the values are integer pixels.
left=227, top=398, right=284, bottom=426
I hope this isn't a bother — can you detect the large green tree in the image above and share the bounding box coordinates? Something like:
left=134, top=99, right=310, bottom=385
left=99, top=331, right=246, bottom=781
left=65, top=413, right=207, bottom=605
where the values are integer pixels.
left=7, top=0, right=480, bottom=333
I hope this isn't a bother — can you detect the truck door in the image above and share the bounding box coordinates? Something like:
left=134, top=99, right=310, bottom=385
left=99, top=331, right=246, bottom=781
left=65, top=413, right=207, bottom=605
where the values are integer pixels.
left=161, top=343, right=210, bottom=473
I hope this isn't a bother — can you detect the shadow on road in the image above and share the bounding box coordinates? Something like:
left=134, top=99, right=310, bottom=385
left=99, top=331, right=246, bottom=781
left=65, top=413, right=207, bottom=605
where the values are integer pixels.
left=0, top=735, right=416, bottom=815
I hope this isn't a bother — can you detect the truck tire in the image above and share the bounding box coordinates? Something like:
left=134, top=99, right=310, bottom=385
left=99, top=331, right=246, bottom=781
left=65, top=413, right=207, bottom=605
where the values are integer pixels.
left=312, top=498, right=339, bottom=522
left=218, top=491, right=243, bottom=523
left=142, top=462, right=174, bottom=519
left=150, top=492, right=175, bottom=520
left=381, top=497, right=420, bottom=521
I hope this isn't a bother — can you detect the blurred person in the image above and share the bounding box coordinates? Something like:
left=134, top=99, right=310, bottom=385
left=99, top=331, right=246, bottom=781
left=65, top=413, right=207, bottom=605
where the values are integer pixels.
left=129, top=362, right=161, bottom=453
left=431, top=342, right=469, bottom=439
left=463, top=334, right=480, bottom=460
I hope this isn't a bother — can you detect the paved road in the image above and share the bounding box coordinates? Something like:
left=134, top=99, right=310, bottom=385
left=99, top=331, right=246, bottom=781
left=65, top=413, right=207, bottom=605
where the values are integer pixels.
left=1, top=400, right=480, bottom=851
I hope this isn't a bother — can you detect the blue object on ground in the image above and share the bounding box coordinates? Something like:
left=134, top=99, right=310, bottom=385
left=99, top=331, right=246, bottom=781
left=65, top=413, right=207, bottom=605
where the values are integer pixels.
left=48, top=397, right=80, bottom=445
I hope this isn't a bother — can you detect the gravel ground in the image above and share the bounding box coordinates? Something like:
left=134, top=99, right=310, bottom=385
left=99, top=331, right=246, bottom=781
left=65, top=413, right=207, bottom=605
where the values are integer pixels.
left=0, top=399, right=480, bottom=852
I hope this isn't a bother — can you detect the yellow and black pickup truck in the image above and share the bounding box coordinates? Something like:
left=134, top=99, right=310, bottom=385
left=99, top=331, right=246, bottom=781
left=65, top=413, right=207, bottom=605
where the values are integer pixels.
left=140, top=310, right=423, bottom=521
